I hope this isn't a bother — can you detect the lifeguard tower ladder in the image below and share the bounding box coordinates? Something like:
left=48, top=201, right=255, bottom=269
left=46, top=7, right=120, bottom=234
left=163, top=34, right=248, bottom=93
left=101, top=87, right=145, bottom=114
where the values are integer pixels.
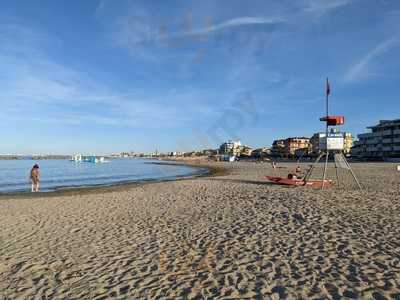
left=303, top=79, right=362, bottom=190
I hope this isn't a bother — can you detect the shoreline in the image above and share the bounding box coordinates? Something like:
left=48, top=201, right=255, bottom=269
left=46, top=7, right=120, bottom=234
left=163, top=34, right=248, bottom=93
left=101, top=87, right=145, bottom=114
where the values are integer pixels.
left=0, top=161, right=228, bottom=200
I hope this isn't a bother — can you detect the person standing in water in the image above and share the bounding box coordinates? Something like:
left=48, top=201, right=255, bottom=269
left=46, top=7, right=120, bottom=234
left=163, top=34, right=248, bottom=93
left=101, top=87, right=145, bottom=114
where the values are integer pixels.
left=30, top=164, right=40, bottom=192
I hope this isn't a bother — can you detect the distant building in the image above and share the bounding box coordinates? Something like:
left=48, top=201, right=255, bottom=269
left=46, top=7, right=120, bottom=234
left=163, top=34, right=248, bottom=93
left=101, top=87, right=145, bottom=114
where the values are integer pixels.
left=202, top=149, right=218, bottom=156
left=119, top=151, right=138, bottom=158
left=352, top=119, right=400, bottom=158
left=251, top=147, right=272, bottom=158
left=240, top=145, right=253, bottom=157
left=219, top=140, right=242, bottom=156
left=252, top=147, right=271, bottom=158
left=343, top=132, right=353, bottom=154
left=183, top=151, right=197, bottom=157
left=273, top=137, right=310, bottom=157
left=286, top=137, right=310, bottom=156
left=294, top=148, right=308, bottom=158
left=309, top=133, right=322, bottom=155
left=272, top=139, right=285, bottom=157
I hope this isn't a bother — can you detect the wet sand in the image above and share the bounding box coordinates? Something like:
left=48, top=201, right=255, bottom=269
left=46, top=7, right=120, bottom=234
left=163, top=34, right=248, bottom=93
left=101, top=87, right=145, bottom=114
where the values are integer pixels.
left=1, top=162, right=399, bottom=299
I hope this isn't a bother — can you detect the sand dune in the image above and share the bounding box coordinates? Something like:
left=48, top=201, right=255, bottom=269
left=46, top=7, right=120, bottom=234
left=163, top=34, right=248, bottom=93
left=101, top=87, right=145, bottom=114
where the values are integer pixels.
left=1, top=162, right=400, bottom=299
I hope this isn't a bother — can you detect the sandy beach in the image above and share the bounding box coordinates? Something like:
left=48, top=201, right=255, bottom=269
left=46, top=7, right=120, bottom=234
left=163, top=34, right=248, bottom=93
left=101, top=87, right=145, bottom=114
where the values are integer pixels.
left=1, top=161, right=400, bottom=299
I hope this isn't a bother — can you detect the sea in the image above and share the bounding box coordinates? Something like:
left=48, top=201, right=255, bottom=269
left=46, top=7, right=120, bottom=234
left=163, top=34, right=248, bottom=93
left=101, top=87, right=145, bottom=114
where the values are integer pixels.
left=0, top=158, right=207, bottom=193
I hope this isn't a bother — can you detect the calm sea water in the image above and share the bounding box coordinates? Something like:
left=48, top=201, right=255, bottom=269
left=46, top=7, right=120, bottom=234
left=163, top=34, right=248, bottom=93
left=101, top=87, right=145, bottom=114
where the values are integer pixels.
left=0, top=159, right=206, bottom=193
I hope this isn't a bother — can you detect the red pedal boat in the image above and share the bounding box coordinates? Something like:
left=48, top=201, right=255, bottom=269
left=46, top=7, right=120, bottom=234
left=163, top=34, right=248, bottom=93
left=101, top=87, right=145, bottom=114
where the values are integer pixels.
left=266, top=176, right=333, bottom=188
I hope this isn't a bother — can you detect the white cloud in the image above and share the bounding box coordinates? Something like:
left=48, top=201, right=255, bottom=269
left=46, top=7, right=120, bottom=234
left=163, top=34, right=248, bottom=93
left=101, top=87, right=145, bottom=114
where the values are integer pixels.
left=303, top=0, right=354, bottom=14
left=0, top=20, right=223, bottom=128
left=181, top=16, right=286, bottom=37
left=113, top=14, right=285, bottom=50
left=344, top=38, right=399, bottom=83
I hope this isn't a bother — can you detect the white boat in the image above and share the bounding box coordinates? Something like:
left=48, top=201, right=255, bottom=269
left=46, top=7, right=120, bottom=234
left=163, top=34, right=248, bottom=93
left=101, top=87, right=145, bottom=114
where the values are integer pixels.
left=83, top=156, right=108, bottom=163
left=70, top=154, right=82, bottom=162
left=71, top=154, right=108, bottom=163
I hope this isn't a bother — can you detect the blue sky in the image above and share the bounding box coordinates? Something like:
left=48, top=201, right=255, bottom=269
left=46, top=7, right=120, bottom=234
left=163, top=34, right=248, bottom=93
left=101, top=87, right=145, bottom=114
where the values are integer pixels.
left=1, top=0, right=399, bottom=154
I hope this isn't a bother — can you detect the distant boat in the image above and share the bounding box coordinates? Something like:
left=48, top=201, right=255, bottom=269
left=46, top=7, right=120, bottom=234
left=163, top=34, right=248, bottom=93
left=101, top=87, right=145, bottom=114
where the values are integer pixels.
left=70, top=154, right=108, bottom=163
left=70, top=154, right=82, bottom=162
left=83, top=156, right=108, bottom=163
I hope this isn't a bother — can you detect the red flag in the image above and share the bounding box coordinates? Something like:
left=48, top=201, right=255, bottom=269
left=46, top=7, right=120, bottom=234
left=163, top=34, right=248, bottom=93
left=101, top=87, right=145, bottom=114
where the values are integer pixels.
left=326, top=78, right=331, bottom=96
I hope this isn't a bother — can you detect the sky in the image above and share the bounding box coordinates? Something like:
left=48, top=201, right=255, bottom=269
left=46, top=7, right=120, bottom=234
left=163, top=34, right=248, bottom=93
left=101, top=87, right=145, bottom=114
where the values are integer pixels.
left=0, top=0, right=399, bottom=155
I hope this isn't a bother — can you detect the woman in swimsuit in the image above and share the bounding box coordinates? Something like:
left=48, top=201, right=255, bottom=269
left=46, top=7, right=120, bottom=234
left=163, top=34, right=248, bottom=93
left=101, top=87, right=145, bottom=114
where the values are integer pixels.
left=30, top=164, right=40, bottom=192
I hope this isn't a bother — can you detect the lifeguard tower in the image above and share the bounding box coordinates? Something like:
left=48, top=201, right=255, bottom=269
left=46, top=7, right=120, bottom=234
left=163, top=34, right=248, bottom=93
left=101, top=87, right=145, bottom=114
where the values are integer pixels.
left=303, top=79, right=362, bottom=190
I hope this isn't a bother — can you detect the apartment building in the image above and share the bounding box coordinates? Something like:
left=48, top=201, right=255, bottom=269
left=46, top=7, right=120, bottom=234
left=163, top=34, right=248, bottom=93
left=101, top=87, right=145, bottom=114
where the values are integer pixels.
left=352, top=119, right=400, bottom=158
left=272, top=137, right=310, bottom=157
left=219, top=140, right=242, bottom=156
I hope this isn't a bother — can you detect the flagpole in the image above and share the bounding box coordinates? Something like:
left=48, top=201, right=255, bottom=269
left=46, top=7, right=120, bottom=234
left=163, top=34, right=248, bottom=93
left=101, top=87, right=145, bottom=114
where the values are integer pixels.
left=326, top=78, right=329, bottom=138
left=326, top=77, right=329, bottom=118
left=322, top=77, right=329, bottom=190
